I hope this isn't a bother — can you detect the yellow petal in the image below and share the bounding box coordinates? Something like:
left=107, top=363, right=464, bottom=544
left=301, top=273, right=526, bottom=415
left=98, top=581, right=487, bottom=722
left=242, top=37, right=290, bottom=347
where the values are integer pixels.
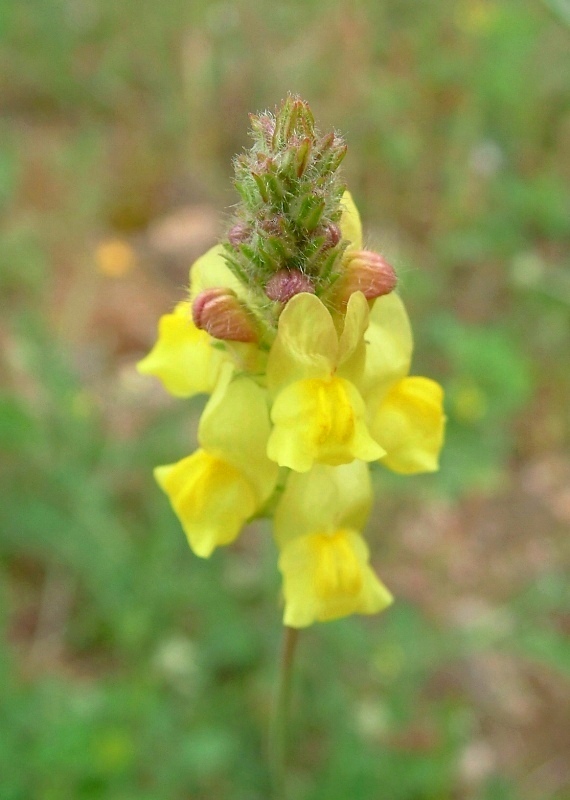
left=267, top=376, right=384, bottom=472
left=278, top=529, right=393, bottom=628
left=337, top=290, right=369, bottom=379
left=189, top=245, right=246, bottom=299
left=372, top=376, right=446, bottom=474
left=340, top=190, right=363, bottom=251
left=358, top=292, right=413, bottom=403
left=155, top=450, right=257, bottom=557
left=267, top=293, right=338, bottom=393
left=198, top=368, right=278, bottom=502
left=223, top=340, right=268, bottom=377
left=274, top=462, right=373, bottom=547
left=137, top=302, right=224, bottom=398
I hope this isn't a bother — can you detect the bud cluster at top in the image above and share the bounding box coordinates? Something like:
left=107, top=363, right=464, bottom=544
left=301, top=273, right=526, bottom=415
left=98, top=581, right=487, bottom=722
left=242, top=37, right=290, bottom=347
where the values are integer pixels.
left=223, top=94, right=348, bottom=307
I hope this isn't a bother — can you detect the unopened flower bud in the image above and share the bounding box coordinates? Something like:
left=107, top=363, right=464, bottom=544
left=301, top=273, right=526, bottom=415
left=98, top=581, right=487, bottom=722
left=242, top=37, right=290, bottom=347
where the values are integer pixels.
left=228, top=222, right=251, bottom=247
left=337, top=250, right=397, bottom=303
left=249, top=112, right=275, bottom=146
left=319, top=221, right=341, bottom=249
left=265, top=269, right=315, bottom=303
left=259, top=216, right=284, bottom=236
left=192, top=288, right=258, bottom=343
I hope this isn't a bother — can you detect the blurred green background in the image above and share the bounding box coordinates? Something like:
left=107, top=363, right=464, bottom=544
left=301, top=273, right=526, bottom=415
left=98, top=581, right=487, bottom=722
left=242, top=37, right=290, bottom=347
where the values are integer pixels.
left=1, top=1, right=569, bottom=798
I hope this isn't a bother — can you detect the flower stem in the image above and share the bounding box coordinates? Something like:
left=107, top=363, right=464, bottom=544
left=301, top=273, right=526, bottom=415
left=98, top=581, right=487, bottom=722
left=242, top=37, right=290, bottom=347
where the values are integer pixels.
left=269, top=625, right=300, bottom=799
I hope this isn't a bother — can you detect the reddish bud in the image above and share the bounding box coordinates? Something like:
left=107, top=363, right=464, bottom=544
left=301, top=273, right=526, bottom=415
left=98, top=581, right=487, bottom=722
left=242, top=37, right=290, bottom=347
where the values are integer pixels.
left=259, top=216, right=285, bottom=236
left=192, top=287, right=258, bottom=343
left=319, top=221, right=342, bottom=249
left=257, top=114, right=276, bottom=145
left=228, top=222, right=251, bottom=247
left=265, top=269, right=315, bottom=303
left=336, top=250, right=397, bottom=304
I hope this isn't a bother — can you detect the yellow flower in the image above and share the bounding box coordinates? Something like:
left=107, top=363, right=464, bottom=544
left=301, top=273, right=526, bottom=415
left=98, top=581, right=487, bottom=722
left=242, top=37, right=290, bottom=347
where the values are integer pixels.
left=370, top=377, right=445, bottom=474
left=451, top=379, right=487, bottom=424
left=359, top=293, right=446, bottom=475
left=95, top=238, right=136, bottom=278
left=338, top=192, right=445, bottom=475
left=266, top=291, right=384, bottom=472
left=137, top=301, right=226, bottom=398
left=155, top=365, right=278, bottom=556
left=155, top=450, right=257, bottom=557
left=275, top=463, right=392, bottom=627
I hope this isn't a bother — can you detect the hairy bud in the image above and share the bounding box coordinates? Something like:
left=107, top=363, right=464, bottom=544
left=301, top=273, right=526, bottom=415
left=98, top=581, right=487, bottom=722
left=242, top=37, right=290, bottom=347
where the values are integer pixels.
left=265, top=269, right=315, bottom=303
left=319, top=221, right=342, bottom=249
left=192, top=288, right=258, bottom=343
left=335, top=250, right=397, bottom=305
left=228, top=222, right=251, bottom=247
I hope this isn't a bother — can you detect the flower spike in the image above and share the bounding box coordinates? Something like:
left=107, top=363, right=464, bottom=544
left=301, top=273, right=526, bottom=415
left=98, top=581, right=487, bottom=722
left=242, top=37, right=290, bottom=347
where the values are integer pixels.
left=138, top=96, right=445, bottom=633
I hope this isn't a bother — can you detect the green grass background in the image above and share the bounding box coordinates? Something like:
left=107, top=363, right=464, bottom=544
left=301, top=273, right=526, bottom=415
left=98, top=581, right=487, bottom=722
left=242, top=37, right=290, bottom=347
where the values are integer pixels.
left=1, top=1, right=569, bottom=798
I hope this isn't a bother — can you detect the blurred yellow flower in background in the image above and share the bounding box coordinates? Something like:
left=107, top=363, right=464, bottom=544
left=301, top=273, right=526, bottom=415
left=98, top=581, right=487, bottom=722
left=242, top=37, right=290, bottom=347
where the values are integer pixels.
left=95, top=238, right=136, bottom=278
left=454, top=0, right=499, bottom=35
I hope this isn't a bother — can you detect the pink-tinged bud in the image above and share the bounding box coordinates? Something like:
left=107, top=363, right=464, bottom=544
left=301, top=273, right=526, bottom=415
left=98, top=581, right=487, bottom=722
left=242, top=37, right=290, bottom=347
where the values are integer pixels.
left=265, top=269, right=315, bottom=303
left=249, top=112, right=275, bottom=146
left=259, top=216, right=284, bottom=236
left=228, top=222, right=251, bottom=246
left=319, top=221, right=341, bottom=249
left=338, top=250, right=397, bottom=302
left=192, top=288, right=258, bottom=343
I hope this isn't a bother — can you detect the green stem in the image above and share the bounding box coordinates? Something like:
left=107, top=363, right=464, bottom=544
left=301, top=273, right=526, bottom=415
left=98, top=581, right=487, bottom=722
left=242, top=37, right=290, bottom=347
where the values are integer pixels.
left=269, top=625, right=300, bottom=799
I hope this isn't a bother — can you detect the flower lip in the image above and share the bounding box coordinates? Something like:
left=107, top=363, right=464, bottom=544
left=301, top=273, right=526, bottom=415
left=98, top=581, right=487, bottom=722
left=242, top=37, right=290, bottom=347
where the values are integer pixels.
left=267, top=375, right=384, bottom=472
left=311, top=530, right=364, bottom=599
left=277, top=527, right=393, bottom=627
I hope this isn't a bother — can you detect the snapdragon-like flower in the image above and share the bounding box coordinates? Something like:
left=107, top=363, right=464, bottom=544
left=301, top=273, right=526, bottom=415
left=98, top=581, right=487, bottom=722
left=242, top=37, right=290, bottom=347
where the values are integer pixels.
left=360, top=293, right=446, bottom=475
left=275, top=463, right=392, bottom=627
left=136, top=301, right=226, bottom=398
left=138, top=95, right=445, bottom=629
left=155, top=364, right=278, bottom=557
left=266, top=291, right=384, bottom=472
